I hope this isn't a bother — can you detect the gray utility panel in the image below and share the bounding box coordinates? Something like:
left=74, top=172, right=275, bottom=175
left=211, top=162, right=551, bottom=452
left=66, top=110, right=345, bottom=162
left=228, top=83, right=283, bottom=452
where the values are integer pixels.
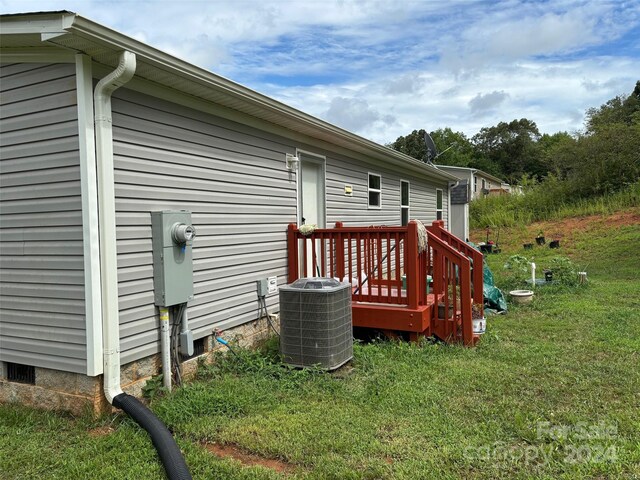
left=151, top=210, right=196, bottom=307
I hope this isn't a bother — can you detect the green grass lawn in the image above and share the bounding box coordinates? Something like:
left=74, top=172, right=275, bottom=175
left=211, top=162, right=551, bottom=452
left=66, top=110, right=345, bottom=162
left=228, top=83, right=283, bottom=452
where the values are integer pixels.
left=2, top=210, right=639, bottom=479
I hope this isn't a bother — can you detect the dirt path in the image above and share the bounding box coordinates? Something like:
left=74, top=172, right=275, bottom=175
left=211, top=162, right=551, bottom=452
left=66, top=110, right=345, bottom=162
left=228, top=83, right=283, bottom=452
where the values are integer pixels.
left=205, top=442, right=297, bottom=474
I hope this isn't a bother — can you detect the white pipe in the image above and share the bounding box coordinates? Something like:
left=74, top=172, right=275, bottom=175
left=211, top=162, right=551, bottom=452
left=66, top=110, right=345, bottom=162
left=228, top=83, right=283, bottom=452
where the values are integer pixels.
left=531, top=262, right=536, bottom=288
left=160, top=307, right=171, bottom=391
left=95, top=51, right=136, bottom=404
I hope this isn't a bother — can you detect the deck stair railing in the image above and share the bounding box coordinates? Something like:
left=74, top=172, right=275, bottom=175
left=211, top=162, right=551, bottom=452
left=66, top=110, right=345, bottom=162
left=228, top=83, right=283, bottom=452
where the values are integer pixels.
left=427, top=220, right=484, bottom=306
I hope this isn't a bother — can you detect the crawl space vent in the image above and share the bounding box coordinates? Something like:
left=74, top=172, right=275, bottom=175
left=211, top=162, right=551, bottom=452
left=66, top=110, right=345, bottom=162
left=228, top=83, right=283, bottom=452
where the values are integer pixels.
left=278, top=277, right=352, bottom=370
left=181, top=337, right=205, bottom=361
left=7, top=363, right=35, bottom=385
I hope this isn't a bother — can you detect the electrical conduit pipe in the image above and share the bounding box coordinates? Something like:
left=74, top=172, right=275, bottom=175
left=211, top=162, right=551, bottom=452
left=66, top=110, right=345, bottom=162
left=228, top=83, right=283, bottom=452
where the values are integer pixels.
left=95, top=51, right=191, bottom=480
left=160, top=307, right=171, bottom=391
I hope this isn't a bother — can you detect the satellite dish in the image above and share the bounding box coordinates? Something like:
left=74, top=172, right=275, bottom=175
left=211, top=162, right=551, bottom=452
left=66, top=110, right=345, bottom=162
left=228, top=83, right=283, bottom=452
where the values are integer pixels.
left=423, top=131, right=439, bottom=164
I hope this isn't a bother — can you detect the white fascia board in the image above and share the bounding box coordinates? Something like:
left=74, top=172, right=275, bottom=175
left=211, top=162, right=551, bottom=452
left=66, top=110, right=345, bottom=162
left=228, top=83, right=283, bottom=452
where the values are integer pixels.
left=76, top=53, right=103, bottom=376
left=477, top=171, right=505, bottom=185
left=88, top=62, right=451, bottom=186
left=0, top=11, right=75, bottom=34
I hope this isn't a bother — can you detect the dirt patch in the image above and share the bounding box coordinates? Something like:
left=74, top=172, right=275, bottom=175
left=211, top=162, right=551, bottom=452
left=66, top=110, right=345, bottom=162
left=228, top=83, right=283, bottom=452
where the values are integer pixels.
left=541, top=210, right=640, bottom=236
left=205, top=442, right=296, bottom=473
left=471, top=209, right=640, bottom=246
left=88, top=426, right=114, bottom=437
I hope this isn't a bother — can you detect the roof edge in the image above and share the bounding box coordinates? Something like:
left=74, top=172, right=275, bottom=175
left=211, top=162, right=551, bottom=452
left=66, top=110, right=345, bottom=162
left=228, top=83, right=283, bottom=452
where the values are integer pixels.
left=1, top=11, right=458, bottom=183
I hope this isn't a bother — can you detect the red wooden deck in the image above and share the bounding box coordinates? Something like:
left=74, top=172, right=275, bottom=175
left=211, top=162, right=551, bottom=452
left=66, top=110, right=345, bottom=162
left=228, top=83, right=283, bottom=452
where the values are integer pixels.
left=287, top=220, right=484, bottom=346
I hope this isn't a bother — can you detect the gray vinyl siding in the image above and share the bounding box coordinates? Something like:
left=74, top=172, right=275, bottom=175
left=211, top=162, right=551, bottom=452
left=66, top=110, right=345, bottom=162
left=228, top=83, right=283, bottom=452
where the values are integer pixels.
left=110, top=89, right=298, bottom=363
left=109, top=88, right=449, bottom=365
left=0, top=63, right=87, bottom=373
left=325, top=157, right=449, bottom=228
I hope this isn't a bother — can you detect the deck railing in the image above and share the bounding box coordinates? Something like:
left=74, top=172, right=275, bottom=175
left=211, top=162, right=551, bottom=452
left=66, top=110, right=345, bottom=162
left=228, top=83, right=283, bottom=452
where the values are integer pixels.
left=286, top=220, right=478, bottom=345
left=287, top=222, right=429, bottom=308
left=426, top=231, right=474, bottom=345
left=427, top=220, right=484, bottom=306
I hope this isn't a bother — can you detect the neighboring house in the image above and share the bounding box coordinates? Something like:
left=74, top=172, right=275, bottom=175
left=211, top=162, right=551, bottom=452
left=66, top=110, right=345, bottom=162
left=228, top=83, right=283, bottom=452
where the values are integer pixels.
left=449, top=179, right=470, bottom=241
left=0, top=11, right=458, bottom=413
left=434, top=165, right=510, bottom=200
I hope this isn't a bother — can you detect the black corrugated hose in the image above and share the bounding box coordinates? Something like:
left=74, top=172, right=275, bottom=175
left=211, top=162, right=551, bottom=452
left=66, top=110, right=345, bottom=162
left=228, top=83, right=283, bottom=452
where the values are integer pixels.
left=113, top=393, right=192, bottom=480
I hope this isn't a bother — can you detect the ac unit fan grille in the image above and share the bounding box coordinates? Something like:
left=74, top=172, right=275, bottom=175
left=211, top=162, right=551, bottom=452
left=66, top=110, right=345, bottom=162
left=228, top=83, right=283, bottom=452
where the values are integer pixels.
left=279, top=279, right=353, bottom=370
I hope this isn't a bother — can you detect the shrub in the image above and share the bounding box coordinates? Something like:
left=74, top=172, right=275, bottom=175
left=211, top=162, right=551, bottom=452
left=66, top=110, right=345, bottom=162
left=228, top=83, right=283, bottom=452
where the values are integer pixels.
left=502, top=254, right=532, bottom=288
left=546, top=256, right=580, bottom=287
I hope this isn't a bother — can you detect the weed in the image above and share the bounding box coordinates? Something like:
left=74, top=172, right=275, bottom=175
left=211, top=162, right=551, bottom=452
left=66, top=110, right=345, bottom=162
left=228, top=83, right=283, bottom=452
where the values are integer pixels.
left=141, top=374, right=168, bottom=401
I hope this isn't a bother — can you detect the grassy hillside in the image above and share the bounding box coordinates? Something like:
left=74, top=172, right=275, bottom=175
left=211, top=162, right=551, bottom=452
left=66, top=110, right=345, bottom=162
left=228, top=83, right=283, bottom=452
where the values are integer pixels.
left=470, top=181, right=640, bottom=229
left=1, top=209, right=639, bottom=479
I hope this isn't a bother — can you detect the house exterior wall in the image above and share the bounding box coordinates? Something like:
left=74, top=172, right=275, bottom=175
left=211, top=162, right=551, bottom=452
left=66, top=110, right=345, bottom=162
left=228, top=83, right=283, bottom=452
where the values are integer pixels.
left=0, top=61, right=452, bottom=379
left=110, top=89, right=298, bottom=364
left=474, top=172, right=497, bottom=199
left=0, top=63, right=88, bottom=373
left=109, top=87, right=448, bottom=365
left=325, top=157, right=448, bottom=227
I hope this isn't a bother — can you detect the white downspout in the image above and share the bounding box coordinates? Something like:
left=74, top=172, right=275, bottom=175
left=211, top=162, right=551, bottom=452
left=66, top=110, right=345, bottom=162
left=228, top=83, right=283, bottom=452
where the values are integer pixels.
left=95, top=51, right=136, bottom=403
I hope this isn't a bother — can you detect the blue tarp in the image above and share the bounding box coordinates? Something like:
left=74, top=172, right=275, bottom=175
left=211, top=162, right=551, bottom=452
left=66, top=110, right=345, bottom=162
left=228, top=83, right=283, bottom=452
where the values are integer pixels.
left=467, top=242, right=508, bottom=313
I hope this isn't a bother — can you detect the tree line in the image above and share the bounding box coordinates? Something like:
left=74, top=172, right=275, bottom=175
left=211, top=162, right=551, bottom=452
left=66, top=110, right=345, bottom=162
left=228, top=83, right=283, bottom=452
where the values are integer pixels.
left=389, top=81, right=640, bottom=199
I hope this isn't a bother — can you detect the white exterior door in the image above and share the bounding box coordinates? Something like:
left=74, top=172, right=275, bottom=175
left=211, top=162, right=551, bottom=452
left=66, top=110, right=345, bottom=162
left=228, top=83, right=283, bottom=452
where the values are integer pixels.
left=298, top=152, right=326, bottom=277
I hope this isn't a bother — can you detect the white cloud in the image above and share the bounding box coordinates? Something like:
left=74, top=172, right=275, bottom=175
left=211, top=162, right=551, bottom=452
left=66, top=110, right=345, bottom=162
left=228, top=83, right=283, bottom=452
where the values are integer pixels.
left=469, top=91, right=510, bottom=116
left=324, top=96, right=396, bottom=132
left=384, top=73, right=424, bottom=95
left=2, top=0, right=638, bottom=144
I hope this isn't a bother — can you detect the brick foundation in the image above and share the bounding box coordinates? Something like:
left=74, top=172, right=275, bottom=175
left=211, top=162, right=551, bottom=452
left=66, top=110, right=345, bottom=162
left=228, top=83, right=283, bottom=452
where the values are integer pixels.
left=0, top=315, right=277, bottom=416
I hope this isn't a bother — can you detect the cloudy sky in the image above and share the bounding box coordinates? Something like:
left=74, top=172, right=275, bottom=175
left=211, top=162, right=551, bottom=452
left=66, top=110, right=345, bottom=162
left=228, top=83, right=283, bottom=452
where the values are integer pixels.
left=2, top=0, right=639, bottom=144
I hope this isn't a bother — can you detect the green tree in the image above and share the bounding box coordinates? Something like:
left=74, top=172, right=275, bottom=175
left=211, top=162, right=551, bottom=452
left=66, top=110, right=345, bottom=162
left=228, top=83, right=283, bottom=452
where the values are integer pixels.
left=429, top=128, right=475, bottom=167
left=585, top=80, right=640, bottom=133
left=388, top=129, right=428, bottom=162
left=538, top=131, right=577, bottom=176
left=472, top=118, right=542, bottom=182
left=389, top=127, right=475, bottom=165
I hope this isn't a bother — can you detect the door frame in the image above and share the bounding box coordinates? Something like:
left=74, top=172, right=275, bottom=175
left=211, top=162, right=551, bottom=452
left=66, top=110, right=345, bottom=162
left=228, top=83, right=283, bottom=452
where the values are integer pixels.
left=296, top=149, right=327, bottom=228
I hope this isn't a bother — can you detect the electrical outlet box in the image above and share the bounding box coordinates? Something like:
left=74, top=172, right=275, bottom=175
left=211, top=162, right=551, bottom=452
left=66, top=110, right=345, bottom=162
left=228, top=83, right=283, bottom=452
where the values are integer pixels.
left=268, top=276, right=278, bottom=294
left=179, top=330, right=194, bottom=356
left=151, top=210, right=195, bottom=306
left=257, top=279, right=268, bottom=297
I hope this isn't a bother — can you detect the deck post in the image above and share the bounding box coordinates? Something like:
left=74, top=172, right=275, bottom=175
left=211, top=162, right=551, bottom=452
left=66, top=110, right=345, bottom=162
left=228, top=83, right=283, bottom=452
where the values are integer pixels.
left=287, top=223, right=299, bottom=283
left=472, top=250, right=484, bottom=307
left=430, top=220, right=446, bottom=240
left=431, top=246, right=443, bottom=312
left=460, top=257, right=474, bottom=345
left=406, top=221, right=419, bottom=310
left=335, top=222, right=345, bottom=281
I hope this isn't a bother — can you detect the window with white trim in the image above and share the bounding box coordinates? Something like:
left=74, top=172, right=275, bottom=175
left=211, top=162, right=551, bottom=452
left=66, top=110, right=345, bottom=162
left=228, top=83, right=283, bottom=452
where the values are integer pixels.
left=400, top=180, right=410, bottom=226
left=436, top=188, right=443, bottom=220
left=368, top=173, right=381, bottom=208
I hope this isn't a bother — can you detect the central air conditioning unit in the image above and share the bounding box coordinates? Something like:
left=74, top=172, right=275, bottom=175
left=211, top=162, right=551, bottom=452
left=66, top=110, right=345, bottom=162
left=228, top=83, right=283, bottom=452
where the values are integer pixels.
left=278, top=277, right=352, bottom=370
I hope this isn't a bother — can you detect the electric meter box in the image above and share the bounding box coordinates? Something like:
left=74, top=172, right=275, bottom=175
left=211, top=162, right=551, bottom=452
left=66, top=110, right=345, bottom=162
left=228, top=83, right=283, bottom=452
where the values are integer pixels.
left=151, top=210, right=196, bottom=306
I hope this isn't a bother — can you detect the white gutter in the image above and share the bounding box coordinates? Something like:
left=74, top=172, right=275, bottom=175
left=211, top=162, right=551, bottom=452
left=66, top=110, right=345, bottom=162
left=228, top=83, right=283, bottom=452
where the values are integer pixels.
left=95, top=50, right=136, bottom=403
